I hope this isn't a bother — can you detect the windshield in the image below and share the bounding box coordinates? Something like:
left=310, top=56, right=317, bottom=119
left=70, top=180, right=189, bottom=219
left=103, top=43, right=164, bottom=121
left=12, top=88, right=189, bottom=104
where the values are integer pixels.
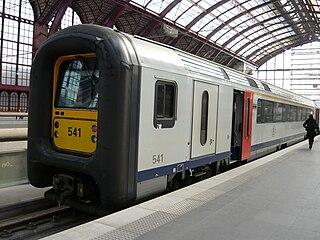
left=55, top=57, right=99, bottom=109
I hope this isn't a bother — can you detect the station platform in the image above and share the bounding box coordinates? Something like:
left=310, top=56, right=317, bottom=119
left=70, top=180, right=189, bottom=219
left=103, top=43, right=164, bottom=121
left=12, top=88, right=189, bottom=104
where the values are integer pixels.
left=0, top=184, right=48, bottom=209
left=44, top=137, right=320, bottom=240
left=0, top=141, right=28, bottom=188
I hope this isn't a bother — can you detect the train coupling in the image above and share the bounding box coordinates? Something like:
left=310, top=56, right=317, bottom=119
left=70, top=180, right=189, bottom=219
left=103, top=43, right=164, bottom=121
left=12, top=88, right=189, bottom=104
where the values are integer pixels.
left=52, top=174, right=93, bottom=206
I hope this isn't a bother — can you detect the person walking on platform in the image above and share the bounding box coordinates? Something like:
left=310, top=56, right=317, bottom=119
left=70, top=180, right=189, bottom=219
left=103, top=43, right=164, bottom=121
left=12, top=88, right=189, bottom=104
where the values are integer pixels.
left=303, top=114, right=319, bottom=149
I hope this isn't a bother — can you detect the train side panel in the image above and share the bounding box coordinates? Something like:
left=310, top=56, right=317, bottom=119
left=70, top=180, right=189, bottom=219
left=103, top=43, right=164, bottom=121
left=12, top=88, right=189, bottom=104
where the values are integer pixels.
left=251, top=94, right=308, bottom=159
left=131, top=39, right=193, bottom=198
left=214, top=85, right=233, bottom=156
left=136, top=68, right=192, bottom=198
left=191, top=80, right=218, bottom=158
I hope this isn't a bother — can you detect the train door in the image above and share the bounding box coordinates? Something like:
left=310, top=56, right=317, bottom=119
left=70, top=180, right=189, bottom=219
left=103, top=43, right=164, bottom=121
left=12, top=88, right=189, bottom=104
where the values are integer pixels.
left=316, top=108, right=320, bottom=126
left=231, top=90, right=253, bottom=161
left=191, top=81, right=218, bottom=158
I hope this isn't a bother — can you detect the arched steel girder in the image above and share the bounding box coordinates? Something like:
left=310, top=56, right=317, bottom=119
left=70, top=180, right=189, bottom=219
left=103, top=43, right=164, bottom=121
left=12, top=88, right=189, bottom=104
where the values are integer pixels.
left=222, top=10, right=296, bottom=49
left=103, top=0, right=131, bottom=27
left=272, top=0, right=308, bottom=38
left=72, top=0, right=100, bottom=24
left=232, top=19, right=311, bottom=57
left=215, top=8, right=277, bottom=46
left=288, top=0, right=314, bottom=34
left=140, top=0, right=181, bottom=37
left=306, top=0, right=320, bottom=28
left=170, top=0, right=229, bottom=50
left=248, top=35, right=300, bottom=60
left=186, top=1, right=274, bottom=56
left=219, top=29, right=294, bottom=66
left=184, top=0, right=228, bottom=30
left=246, top=33, right=307, bottom=61
left=239, top=29, right=296, bottom=57
left=179, top=0, right=252, bottom=59
left=255, top=39, right=311, bottom=65
left=170, top=32, right=252, bottom=66
left=32, top=0, right=64, bottom=25
left=194, top=0, right=252, bottom=34
left=237, top=28, right=297, bottom=56
left=205, top=1, right=271, bottom=40
left=48, top=0, right=74, bottom=36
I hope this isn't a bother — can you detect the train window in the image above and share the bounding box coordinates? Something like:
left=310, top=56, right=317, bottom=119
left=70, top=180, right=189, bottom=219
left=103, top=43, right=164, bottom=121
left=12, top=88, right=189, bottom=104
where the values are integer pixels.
left=290, top=106, right=297, bottom=121
left=245, top=98, right=250, bottom=137
left=302, top=108, right=307, bottom=120
left=55, top=57, right=99, bottom=109
left=257, top=100, right=311, bottom=123
left=263, top=100, right=273, bottom=123
left=297, top=107, right=302, bottom=121
left=154, top=81, right=177, bottom=128
left=282, top=104, right=290, bottom=122
left=247, top=78, right=258, bottom=88
left=200, top=91, right=209, bottom=145
left=261, top=82, right=271, bottom=92
left=219, top=68, right=230, bottom=80
left=274, top=102, right=283, bottom=122
left=257, top=99, right=262, bottom=123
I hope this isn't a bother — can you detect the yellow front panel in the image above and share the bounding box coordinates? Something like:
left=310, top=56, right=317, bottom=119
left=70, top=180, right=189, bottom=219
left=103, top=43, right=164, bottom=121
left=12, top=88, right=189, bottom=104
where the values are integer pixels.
left=53, top=117, right=97, bottom=154
left=51, top=53, right=99, bottom=154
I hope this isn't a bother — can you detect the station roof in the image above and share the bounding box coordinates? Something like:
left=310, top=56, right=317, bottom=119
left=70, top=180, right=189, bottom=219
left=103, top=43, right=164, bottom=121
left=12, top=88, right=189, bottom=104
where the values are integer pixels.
left=30, top=0, right=320, bottom=69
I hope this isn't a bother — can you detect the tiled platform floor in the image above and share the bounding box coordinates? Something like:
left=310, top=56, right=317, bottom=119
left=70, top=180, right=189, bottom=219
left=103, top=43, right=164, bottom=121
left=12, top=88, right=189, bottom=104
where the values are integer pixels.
left=45, top=137, right=320, bottom=240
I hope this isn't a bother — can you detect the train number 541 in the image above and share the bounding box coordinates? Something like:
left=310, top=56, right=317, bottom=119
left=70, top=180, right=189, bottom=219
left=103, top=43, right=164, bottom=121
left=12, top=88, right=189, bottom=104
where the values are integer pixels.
left=152, top=154, right=164, bottom=164
left=68, top=127, right=82, bottom=137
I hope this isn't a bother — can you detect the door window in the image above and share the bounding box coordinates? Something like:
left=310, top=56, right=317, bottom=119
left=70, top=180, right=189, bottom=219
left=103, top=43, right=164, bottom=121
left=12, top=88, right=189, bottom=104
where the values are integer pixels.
left=200, top=91, right=209, bottom=145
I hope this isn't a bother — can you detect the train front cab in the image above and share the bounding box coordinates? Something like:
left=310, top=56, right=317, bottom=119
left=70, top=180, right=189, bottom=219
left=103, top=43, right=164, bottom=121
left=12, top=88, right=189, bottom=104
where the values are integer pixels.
left=230, top=90, right=253, bottom=163
left=28, top=25, right=140, bottom=211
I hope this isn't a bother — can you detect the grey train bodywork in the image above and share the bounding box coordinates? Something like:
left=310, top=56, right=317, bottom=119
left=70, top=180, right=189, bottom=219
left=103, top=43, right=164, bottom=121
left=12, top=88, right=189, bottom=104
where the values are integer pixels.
left=28, top=24, right=315, bottom=210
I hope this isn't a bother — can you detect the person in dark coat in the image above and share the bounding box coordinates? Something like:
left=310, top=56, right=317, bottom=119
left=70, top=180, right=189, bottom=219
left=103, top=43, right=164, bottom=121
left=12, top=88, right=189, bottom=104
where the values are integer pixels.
left=303, top=114, right=319, bottom=149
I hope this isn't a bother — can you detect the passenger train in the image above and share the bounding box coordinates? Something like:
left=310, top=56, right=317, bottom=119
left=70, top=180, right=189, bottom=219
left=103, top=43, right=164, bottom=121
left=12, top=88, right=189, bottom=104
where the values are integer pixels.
left=27, top=24, right=318, bottom=213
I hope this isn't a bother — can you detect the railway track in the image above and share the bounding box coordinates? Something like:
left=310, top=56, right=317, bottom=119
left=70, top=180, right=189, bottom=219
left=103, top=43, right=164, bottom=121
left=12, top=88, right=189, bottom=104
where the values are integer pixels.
left=0, top=199, right=97, bottom=239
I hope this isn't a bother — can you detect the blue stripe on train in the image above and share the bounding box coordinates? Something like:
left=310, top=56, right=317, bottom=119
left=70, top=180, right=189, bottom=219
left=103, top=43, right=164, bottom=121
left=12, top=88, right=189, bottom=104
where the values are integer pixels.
left=137, top=151, right=230, bottom=182
left=137, top=133, right=305, bottom=182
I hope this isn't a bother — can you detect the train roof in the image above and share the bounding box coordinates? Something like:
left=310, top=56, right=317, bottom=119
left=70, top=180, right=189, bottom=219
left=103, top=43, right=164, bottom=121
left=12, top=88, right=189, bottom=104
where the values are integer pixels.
left=122, top=29, right=315, bottom=108
left=176, top=50, right=314, bottom=107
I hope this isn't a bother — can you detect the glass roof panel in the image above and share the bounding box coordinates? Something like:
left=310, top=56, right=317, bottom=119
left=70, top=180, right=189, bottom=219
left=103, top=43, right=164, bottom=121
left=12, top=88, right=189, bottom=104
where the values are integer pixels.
left=230, top=37, right=250, bottom=52
left=130, top=0, right=147, bottom=8
left=211, top=27, right=229, bottom=42
left=190, top=15, right=214, bottom=33
left=176, top=5, right=203, bottom=26
left=232, top=21, right=250, bottom=33
left=244, top=46, right=260, bottom=57
left=164, top=1, right=193, bottom=22
left=255, top=6, right=266, bottom=15
left=129, top=0, right=317, bottom=65
left=200, top=19, right=222, bottom=37
left=211, top=5, right=227, bottom=16
left=219, top=12, right=232, bottom=23
left=146, top=0, right=174, bottom=14
left=216, top=29, right=238, bottom=45
left=244, top=26, right=264, bottom=37
left=241, top=1, right=253, bottom=9
left=230, top=17, right=244, bottom=27
left=197, top=0, right=212, bottom=9
left=225, top=6, right=242, bottom=18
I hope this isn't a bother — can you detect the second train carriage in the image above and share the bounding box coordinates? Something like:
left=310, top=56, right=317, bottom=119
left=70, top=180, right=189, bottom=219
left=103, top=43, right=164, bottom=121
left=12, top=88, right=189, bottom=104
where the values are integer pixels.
left=28, top=24, right=315, bottom=211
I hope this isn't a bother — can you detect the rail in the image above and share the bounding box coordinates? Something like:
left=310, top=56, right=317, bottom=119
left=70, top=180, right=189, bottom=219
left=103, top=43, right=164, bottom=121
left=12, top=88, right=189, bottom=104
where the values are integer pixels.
left=0, top=128, right=27, bottom=142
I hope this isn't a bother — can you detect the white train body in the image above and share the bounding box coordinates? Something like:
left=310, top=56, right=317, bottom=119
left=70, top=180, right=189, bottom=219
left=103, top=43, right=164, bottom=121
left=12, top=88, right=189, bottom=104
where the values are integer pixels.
left=28, top=25, right=315, bottom=210
left=129, top=34, right=313, bottom=198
